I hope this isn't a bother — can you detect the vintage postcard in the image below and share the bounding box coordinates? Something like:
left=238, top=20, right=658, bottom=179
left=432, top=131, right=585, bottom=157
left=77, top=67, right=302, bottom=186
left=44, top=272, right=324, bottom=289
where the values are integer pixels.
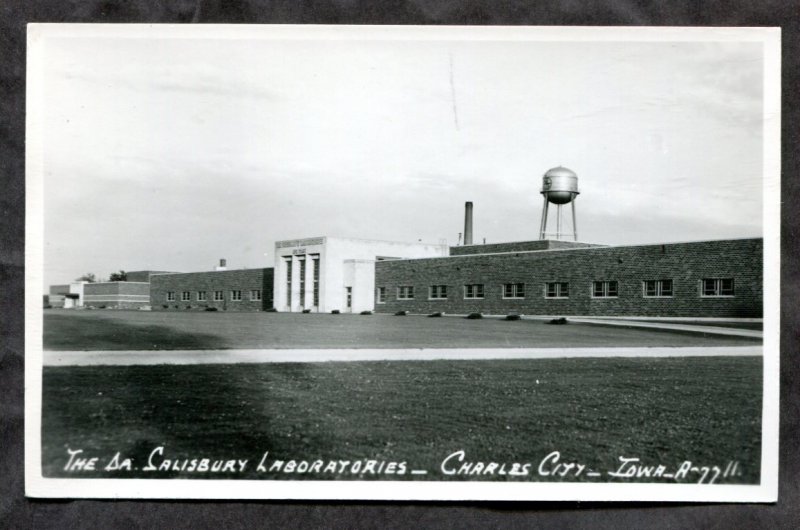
left=25, top=24, right=780, bottom=501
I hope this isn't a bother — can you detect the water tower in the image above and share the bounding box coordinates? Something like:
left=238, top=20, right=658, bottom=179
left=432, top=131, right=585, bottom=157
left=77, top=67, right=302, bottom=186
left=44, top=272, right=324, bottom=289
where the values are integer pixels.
left=538, top=166, right=579, bottom=240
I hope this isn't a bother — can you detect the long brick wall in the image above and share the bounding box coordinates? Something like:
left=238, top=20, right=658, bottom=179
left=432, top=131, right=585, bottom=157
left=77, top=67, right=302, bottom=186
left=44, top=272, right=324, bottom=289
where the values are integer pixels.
left=150, top=268, right=274, bottom=311
left=84, top=282, right=151, bottom=309
left=375, top=238, right=762, bottom=318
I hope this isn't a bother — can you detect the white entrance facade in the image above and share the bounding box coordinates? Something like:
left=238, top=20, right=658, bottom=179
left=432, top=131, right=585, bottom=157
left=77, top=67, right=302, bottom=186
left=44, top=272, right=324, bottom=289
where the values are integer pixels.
left=274, top=236, right=447, bottom=313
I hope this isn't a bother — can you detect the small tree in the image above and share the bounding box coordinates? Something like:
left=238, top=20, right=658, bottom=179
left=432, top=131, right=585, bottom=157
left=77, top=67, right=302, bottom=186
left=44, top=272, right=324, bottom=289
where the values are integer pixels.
left=75, top=273, right=96, bottom=283
left=109, top=270, right=127, bottom=281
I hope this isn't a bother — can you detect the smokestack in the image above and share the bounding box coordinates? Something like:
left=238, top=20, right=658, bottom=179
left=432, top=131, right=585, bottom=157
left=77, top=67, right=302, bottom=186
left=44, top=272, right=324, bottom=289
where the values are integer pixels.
left=215, top=258, right=227, bottom=271
left=464, top=201, right=473, bottom=246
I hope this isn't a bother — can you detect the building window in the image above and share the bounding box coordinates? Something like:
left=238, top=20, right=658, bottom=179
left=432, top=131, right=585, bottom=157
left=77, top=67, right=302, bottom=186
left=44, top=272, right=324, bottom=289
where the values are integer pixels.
left=197, top=291, right=207, bottom=301
left=592, top=281, right=618, bottom=298
left=376, top=286, right=386, bottom=304
left=429, top=285, right=448, bottom=300
left=181, top=291, right=191, bottom=301
left=701, top=278, right=734, bottom=297
left=250, top=290, right=262, bottom=301
left=397, top=286, right=415, bottom=300
left=312, top=256, right=320, bottom=307
left=464, top=284, right=484, bottom=299
left=503, top=283, right=525, bottom=299
left=231, top=290, right=242, bottom=301
left=545, top=282, right=569, bottom=298
left=167, top=291, right=175, bottom=301
left=644, top=279, right=673, bottom=297
left=214, top=290, right=224, bottom=301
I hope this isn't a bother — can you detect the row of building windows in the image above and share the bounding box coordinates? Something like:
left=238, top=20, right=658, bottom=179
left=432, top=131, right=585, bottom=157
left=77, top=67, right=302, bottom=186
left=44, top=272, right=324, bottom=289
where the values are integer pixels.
left=376, top=278, right=735, bottom=302
left=166, top=290, right=262, bottom=302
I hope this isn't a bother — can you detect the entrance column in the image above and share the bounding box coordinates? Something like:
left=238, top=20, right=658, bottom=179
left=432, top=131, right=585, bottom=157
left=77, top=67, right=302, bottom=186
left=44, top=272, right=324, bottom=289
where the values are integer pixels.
left=310, top=255, right=320, bottom=311
left=290, top=255, right=302, bottom=312
left=303, top=255, right=315, bottom=310
left=279, top=256, right=292, bottom=312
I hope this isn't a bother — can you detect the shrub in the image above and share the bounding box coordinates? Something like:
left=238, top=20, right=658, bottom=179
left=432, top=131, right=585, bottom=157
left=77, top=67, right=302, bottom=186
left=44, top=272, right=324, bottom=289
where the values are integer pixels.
left=99, top=305, right=106, bottom=309
left=302, top=309, right=311, bottom=314
left=162, top=305, right=169, bottom=309
left=428, top=312, right=444, bottom=318
left=394, top=310, right=408, bottom=316
left=265, top=308, right=278, bottom=312
left=204, top=307, right=218, bottom=312
left=331, top=309, right=340, bottom=314
left=466, top=312, right=483, bottom=319
left=549, top=317, right=568, bottom=325
left=505, top=314, right=521, bottom=321
left=185, top=306, right=192, bottom=310
left=360, top=310, right=372, bottom=315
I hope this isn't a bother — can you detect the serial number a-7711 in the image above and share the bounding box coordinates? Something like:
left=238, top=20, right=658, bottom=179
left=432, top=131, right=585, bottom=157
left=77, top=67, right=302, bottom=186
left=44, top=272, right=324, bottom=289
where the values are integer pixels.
left=608, top=456, right=743, bottom=484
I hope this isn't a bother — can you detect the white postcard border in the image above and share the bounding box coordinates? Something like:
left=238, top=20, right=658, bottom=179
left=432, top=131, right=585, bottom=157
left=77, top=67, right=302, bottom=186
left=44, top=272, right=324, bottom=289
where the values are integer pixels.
left=25, top=24, right=781, bottom=502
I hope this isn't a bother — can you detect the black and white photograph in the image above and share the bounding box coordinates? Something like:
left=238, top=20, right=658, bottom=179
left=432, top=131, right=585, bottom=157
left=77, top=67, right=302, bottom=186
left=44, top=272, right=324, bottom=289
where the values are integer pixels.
left=25, top=24, right=780, bottom=501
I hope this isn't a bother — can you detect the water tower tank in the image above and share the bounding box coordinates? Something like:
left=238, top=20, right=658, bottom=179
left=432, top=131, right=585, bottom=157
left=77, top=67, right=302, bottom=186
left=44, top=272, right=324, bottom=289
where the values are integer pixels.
left=541, top=166, right=579, bottom=204
left=538, top=166, right=580, bottom=241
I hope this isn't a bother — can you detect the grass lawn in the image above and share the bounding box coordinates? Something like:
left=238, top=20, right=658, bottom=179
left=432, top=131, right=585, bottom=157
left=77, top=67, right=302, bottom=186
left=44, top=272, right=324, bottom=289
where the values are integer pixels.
left=42, top=356, right=762, bottom=483
left=43, top=310, right=761, bottom=350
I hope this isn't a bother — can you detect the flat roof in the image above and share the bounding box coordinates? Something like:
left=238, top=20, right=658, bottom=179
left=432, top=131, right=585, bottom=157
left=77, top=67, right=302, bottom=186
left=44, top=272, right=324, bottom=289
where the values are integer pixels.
left=455, top=239, right=604, bottom=248
left=275, top=235, right=447, bottom=247
left=377, top=236, right=763, bottom=262
left=150, top=267, right=272, bottom=277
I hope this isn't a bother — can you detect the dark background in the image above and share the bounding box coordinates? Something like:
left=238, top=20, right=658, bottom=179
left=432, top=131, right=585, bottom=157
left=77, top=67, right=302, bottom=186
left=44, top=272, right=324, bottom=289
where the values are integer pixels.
left=2, top=1, right=798, bottom=527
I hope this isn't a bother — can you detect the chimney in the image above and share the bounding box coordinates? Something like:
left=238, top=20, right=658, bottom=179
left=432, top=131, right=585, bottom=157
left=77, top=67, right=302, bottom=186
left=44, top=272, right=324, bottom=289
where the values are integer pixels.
left=215, top=258, right=227, bottom=271
left=464, top=201, right=473, bottom=246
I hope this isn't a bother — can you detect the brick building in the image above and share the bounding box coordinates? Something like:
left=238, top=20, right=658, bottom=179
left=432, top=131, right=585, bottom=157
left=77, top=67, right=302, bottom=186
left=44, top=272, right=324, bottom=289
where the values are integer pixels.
left=83, top=282, right=151, bottom=309
left=45, top=236, right=762, bottom=318
left=47, top=284, right=71, bottom=308
left=374, top=237, right=762, bottom=318
left=47, top=271, right=174, bottom=310
left=47, top=282, right=87, bottom=308
left=81, top=270, right=175, bottom=309
left=150, top=267, right=274, bottom=311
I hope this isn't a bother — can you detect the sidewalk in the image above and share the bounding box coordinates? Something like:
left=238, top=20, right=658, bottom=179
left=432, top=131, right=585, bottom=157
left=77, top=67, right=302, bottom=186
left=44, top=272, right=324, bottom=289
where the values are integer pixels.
left=566, top=317, right=763, bottom=339
left=44, top=345, right=762, bottom=366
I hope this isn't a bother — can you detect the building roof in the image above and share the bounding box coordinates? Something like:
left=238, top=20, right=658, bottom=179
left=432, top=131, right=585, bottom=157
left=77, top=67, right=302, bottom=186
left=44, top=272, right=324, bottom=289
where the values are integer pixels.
left=383, top=236, right=763, bottom=262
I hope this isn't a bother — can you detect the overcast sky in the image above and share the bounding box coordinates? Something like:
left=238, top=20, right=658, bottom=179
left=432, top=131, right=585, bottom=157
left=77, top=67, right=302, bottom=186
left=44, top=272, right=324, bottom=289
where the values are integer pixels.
left=39, top=29, right=766, bottom=287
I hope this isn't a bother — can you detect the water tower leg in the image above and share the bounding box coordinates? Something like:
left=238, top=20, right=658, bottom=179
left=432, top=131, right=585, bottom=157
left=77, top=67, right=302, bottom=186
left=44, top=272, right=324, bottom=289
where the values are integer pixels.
left=539, top=197, right=549, bottom=240
left=556, top=204, right=562, bottom=240
left=571, top=197, right=578, bottom=241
